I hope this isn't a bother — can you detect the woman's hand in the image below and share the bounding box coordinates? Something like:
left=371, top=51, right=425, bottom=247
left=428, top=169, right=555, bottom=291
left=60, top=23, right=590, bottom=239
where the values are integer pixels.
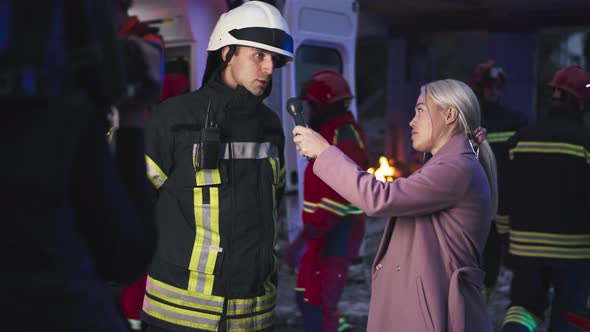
left=292, top=126, right=331, bottom=159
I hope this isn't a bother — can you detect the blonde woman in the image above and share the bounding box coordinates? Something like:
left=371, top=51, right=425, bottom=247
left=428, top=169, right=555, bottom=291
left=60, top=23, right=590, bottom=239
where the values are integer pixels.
left=293, top=79, right=497, bottom=332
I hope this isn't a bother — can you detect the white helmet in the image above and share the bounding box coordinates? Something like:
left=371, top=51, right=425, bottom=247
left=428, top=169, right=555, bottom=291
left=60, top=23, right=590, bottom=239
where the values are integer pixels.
left=207, top=1, right=294, bottom=65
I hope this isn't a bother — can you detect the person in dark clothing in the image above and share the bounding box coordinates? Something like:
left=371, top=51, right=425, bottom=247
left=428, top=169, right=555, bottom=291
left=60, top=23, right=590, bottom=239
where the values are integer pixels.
left=0, top=1, right=159, bottom=330
left=140, top=2, right=293, bottom=332
left=469, top=60, right=528, bottom=300
left=501, top=65, right=590, bottom=332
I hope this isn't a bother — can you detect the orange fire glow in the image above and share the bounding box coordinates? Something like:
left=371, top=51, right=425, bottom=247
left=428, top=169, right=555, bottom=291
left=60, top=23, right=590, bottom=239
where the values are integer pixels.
left=367, top=156, right=395, bottom=182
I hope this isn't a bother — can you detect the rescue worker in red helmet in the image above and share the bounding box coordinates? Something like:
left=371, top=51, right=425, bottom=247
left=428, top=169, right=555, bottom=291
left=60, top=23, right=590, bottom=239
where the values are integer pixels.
left=501, top=65, right=590, bottom=332
left=469, top=60, right=528, bottom=301
left=290, top=70, right=369, bottom=332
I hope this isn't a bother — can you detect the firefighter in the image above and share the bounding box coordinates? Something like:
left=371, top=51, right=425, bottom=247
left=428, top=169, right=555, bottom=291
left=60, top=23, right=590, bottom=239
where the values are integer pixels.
left=501, top=65, right=590, bottom=332
left=141, top=2, right=293, bottom=331
left=289, top=70, right=369, bottom=332
left=469, top=60, right=528, bottom=300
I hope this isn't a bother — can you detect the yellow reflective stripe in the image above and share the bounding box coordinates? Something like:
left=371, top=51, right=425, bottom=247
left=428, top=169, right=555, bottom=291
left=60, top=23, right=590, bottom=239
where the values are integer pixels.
left=509, top=243, right=590, bottom=259
left=495, top=215, right=510, bottom=234
left=510, top=230, right=590, bottom=246
left=145, top=155, right=167, bottom=189
left=143, top=295, right=220, bottom=331
left=279, top=165, right=286, bottom=188
left=187, top=271, right=214, bottom=295
left=351, top=126, right=365, bottom=149
left=268, top=158, right=279, bottom=245
left=195, top=169, right=221, bottom=186
left=204, top=187, right=220, bottom=277
left=128, top=319, right=141, bottom=331
left=320, top=198, right=349, bottom=216
left=303, top=200, right=363, bottom=216
left=189, top=187, right=204, bottom=290
left=268, top=157, right=279, bottom=183
left=145, top=276, right=224, bottom=313
left=509, top=141, right=590, bottom=164
left=347, top=207, right=364, bottom=214
left=487, top=131, right=516, bottom=143
left=228, top=280, right=276, bottom=316
left=495, top=214, right=509, bottom=224
left=502, top=306, right=540, bottom=332
left=496, top=223, right=510, bottom=235
left=332, top=125, right=366, bottom=150
left=228, top=310, right=273, bottom=332
left=189, top=186, right=221, bottom=295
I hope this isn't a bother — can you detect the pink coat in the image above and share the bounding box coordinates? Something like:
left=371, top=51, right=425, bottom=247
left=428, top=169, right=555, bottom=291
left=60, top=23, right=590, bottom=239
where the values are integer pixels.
left=314, top=134, right=493, bottom=332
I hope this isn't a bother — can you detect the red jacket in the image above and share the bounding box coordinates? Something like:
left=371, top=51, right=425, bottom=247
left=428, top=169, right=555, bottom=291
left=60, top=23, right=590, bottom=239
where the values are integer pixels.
left=301, top=112, right=368, bottom=258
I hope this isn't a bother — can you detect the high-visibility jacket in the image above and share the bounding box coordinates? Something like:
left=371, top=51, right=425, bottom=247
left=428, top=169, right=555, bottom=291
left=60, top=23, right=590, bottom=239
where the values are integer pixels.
left=505, top=111, right=590, bottom=267
left=296, top=112, right=369, bottom=302
left=142, top=76, right=285, bottom=332
left=301, top=112, right=368, bottom=246
left=480, top=101, right=528, bottom=235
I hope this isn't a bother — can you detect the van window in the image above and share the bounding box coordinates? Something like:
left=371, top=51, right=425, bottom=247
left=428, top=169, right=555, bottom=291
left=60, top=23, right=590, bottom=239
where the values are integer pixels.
left=295, top=45, right=343, bottom=97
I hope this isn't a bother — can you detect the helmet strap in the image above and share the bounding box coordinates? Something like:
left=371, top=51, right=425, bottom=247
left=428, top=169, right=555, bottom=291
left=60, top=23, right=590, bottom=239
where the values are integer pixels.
left=222, top=45, right=237, bottom=66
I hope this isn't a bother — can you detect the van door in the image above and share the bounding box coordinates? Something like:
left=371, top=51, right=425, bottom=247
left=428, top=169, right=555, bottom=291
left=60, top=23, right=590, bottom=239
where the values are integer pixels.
left=281, top=0, right=359, bottom=241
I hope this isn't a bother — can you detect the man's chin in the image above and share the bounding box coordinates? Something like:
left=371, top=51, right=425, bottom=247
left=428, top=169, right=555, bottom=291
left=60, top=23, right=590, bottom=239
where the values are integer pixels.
left=251, top=89, right=265, bottom=97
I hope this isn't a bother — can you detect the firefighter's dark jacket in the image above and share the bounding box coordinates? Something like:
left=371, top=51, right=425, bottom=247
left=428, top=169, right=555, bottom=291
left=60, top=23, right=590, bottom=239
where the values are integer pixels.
left=505, top=110, right=590, bottom=267
left=142, top=74, right=286, bottom=331
left=480, top=101, right=528, bottom=235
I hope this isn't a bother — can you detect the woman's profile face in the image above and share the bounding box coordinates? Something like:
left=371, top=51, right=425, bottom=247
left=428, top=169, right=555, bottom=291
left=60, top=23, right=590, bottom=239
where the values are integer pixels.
left=409, top=88, right=447, bottom=153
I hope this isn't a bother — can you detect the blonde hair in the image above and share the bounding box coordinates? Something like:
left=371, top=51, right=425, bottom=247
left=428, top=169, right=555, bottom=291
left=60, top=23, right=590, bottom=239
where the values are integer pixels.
left=423, top=79, right=498, bottom=217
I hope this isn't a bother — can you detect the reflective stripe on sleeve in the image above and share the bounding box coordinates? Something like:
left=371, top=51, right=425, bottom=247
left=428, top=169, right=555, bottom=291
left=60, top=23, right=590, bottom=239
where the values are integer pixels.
left=304, top=198, right=363, bottom=216
left=509, top=141, right=590, bottom=164
left=495, top=214, right=510, bottom=235
left=487, top=131, right=516, bottom=143
left=502, top=306, right=540, bottom=332
left=509, top=230, right=590, bottom=259
left=145, top=155, right=168, bottom=189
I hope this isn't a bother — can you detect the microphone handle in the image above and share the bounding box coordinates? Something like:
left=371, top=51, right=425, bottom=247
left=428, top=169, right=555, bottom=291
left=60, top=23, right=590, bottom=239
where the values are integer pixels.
left=292, top=112, right=312, bottom=162
left=294, top=112, right=306, bottom=127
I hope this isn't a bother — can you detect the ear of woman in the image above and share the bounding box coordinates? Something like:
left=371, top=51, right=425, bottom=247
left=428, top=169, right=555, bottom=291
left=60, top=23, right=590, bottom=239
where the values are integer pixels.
left=445, top=107, right=459, bottom=124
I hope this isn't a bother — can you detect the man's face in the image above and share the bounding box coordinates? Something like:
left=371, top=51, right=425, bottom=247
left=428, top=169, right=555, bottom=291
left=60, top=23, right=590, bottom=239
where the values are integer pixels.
left=222, top=46, right=277, bottom=96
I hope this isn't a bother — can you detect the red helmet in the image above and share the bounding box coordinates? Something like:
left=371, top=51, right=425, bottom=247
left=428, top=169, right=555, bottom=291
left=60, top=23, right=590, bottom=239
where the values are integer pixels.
left=300, top=70, right=352, bottom=104
left=547, top=65, right=590, bottom=101
left=470, top=60, right=506, bottom=89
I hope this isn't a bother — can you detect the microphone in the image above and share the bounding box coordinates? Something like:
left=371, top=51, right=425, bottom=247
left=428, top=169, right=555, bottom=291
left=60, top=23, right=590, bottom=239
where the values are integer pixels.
left=286, top=97, right=306, bottom=127
left=286, top=97, right=312, bottom=161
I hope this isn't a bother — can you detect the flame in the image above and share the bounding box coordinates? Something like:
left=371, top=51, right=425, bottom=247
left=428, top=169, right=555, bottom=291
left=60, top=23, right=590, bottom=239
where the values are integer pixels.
left=367, top=156, right=395, bottom=182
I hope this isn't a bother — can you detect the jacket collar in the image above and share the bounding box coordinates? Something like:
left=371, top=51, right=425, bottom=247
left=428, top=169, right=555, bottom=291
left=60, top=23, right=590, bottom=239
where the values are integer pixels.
left=426, top=133, right=475, bottom=165
left=201, top=72, right=265, bottom=112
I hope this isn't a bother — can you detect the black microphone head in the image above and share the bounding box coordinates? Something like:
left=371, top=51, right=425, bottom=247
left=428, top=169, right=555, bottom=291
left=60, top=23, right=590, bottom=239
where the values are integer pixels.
left=286, top=97, right=303, bottom=116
